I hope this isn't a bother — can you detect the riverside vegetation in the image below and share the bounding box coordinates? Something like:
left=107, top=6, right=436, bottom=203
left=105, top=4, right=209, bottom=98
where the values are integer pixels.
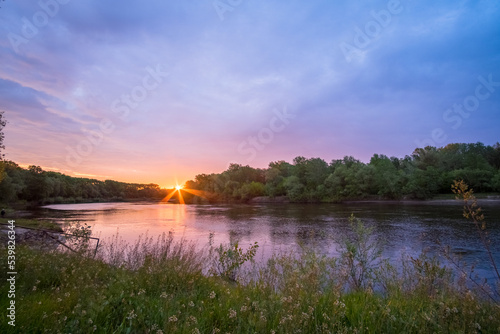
left=1, top=142, right=500, bottom=206
left=1, top=182, right=500, bottom=333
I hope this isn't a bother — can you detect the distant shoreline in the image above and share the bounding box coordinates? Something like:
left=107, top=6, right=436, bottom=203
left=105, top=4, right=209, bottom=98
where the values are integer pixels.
left=249, top=195, right=500, bottom=206
left=341, top=198, right=500, bottom=206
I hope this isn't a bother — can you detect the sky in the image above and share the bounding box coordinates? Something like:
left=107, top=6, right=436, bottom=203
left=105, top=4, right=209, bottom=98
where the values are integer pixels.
left=0, top=0, right=499, bottom=188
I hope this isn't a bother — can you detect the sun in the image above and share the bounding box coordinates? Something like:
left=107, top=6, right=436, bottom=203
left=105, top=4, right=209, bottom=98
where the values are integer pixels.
left=161, top=183, right=209, bottom=204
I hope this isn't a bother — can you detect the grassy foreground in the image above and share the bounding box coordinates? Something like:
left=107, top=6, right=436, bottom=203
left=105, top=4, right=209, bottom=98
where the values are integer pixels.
left=1, top=225, right=500, bottom=334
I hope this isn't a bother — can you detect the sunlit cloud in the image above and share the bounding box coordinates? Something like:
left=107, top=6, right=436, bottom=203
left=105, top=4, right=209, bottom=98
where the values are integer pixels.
left=0, top=0, right=498, bottom=186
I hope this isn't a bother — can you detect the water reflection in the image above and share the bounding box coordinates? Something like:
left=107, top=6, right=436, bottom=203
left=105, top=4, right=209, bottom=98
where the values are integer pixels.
left=38, top=201, right=500, bottom=279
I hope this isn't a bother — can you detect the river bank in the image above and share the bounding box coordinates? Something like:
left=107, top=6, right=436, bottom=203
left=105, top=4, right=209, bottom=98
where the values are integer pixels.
left=249, top=195, right=500, bottom=206
left=2, top=231, right=500, bottom=333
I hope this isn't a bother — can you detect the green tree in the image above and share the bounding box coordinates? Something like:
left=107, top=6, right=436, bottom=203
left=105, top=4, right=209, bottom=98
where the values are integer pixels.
left=283, top=175, right=306, bottom=201
left=238, top=181, right=265, bottom=201
left=23, top=165, right=49, bottom=202
left=369, top=154, right=402, bottom=199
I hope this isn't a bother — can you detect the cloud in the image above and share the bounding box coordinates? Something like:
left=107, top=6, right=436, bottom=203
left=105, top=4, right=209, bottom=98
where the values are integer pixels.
left=0, top=0, right=499, bottom=185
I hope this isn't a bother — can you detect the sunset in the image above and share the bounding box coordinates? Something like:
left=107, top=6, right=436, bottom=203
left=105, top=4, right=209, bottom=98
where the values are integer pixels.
left=1, top=1, right=499, bottom=187
left=1, top=1, right=500, bottom=332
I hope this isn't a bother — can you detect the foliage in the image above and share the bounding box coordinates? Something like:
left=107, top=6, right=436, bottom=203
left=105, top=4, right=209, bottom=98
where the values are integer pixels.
left=339, top=214, right=383, bottom=291
left=185, top=142, right=500, bottom=203
left=451, top=180, right=500, bottom=299
left=209, top=235, right=259, bottom=282
left=63, top=221, right=93, bottom=253
left=2, top=230, right=500, bottom=333
left=0, top=161, right=168, bottom=204
left=1, top=141, right=499, bottom=205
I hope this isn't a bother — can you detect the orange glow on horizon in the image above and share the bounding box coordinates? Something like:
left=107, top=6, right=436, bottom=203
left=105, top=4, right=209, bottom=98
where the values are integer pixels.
left=181, top=188, right=210, bottom=200
left=161, top=184, right=212, bottom=204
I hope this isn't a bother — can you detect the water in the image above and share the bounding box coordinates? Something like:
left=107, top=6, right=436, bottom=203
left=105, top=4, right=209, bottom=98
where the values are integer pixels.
left=34, top=201, right=500, bottom=280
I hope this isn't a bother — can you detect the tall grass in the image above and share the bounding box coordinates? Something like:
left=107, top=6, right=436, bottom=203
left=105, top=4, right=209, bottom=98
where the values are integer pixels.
left=2, top=220, right=500, bottom=333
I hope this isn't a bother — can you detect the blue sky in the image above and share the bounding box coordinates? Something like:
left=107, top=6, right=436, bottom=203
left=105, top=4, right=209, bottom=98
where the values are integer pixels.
left=1, top=0, right=499, bottom=187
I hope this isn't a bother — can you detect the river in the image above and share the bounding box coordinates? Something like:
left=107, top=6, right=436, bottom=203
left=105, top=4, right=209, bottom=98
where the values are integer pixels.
left=33, top=200, right=500, bottom=280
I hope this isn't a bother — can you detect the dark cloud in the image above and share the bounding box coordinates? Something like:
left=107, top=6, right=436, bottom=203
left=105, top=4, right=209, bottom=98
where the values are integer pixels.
left=0, top=0, right=498, bottom=185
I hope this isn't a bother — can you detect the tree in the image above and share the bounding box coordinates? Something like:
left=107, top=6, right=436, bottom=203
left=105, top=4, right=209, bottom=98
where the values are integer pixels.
left=23, top=165, right=49, bottom=202
left=369, top=154, right=402, bottom=199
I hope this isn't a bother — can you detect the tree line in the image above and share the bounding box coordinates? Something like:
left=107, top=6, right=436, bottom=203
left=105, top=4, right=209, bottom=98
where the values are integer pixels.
left=0, top=142, right=499, bottom=205
left=0, top=162, right=168, bottom=205
left=184, top=142, right=500, bottom=203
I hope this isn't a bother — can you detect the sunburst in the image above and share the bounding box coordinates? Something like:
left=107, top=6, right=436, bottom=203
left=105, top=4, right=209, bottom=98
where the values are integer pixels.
left=161, top=184, right=211, bottom=204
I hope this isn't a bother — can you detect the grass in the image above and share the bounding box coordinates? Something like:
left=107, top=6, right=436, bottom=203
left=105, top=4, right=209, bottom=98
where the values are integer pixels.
left=1, top=226, right=500, bottom=334
left=0, top=218, right=63, bottom=232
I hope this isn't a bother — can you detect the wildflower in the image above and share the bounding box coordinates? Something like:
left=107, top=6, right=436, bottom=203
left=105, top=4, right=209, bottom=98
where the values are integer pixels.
left=33, top=286, right=37, bottom=291
left=138, top=289, right=146, bottom=295
left=156, top=331, right=164, bottom=334
left=88, top=319, right=93, bottom=324
left=93, top=326, right=97, bottom=332
left=192, top=329, right=201, bottom=334
left=212, top=329, right=220, bottom=334
left=240, top=305, right=248, bottom=312
left=126, top=310, right=137, bottom=320
left=169, top=315, right=178, bottom=322
left=188, top=315, right=198, bottom=325
left=228, top=308, right=237, bottom=319
left=475, top=323, right=481, bottom=330
left=209, top=291, right=216, bottom=299
left=160, top=292, right=168, bottom=298
left=188, top=301, right=195, bottom=307
left=57, top=298, right=62, bottom=303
